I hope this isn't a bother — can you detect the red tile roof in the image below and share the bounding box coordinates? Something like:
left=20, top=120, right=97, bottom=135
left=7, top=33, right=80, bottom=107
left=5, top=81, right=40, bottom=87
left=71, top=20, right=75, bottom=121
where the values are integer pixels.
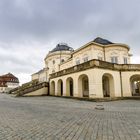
left=0, top=73, right=19, bottom=87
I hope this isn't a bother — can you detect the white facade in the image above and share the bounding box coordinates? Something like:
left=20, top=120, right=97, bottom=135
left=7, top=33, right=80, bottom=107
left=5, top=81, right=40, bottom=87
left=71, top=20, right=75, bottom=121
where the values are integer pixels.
left=0, top=82, right=19, bottom=93
left=59, top=43, right=130, bottom=71
left=31, top=38, right=140, bottom=98
left=6, top=82, right=19, bottom=88
left=0, top=87, right=6, bottom=93
left=32, top=68, right=47, bottom=82
left=0, top=73, right=19, bottom=93
left=32, top=43, right=73, bottom=82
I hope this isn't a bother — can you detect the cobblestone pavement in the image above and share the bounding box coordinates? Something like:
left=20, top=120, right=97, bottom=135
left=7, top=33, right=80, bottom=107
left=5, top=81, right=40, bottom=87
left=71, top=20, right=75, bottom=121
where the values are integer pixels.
left=0, top=94, right=139, bottom=140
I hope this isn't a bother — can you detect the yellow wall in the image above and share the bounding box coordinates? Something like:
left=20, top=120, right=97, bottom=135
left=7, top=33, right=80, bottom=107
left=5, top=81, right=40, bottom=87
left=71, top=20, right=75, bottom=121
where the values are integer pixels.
left=23, top=87, right=48, bottom=96
left=121, top=71, right=140, bottom=97
left=50, top=68, right=123, bottom=98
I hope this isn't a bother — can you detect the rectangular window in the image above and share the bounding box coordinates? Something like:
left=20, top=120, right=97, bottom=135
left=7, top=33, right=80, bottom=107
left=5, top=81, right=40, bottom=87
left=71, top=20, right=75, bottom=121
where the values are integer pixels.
left=76, top=60, right=80, bottom=65
left=111, top=57, right=118, bottom=63
left=98, top=56, right=103, bottom=61
left=124, top=57, right=128, bottom=64
left=53, top=60, right=55, bottom=64
left=83, top=57, right=88, bottom=62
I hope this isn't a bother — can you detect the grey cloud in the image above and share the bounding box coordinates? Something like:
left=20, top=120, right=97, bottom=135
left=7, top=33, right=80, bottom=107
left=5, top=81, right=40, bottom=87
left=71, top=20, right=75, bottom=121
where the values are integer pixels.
left=0, top=0, right=140, bottom=83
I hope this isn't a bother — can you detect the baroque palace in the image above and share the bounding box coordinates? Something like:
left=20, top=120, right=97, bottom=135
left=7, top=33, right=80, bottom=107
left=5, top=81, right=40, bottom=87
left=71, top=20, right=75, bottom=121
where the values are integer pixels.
left=30, top=37, right=140, bottom=98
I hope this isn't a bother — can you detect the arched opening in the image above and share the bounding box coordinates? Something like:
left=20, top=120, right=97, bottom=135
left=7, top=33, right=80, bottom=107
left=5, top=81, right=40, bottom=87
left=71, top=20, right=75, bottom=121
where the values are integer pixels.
left=66, top=77, right=73, bottom=96
left=58, top=79, right=63, bottom=96
left=130, top=75, right=140, bottom=96
left=78, top=74, right=89, bottom=97
left=102, top=73, right=115, bottom=97
left=50, top=81, right=55, bottom=95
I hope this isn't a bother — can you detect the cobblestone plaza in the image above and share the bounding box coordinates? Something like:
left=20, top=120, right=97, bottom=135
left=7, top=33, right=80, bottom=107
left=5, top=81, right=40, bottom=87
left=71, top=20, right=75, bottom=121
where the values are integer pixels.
left=0, top=94, right=139, bottom=140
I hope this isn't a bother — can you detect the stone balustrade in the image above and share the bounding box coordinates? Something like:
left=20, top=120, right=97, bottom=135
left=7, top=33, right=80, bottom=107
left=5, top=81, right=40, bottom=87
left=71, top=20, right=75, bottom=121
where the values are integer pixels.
left=50, top=59, right=140, bottom=79
left=9, top=81, right=49, bottom=96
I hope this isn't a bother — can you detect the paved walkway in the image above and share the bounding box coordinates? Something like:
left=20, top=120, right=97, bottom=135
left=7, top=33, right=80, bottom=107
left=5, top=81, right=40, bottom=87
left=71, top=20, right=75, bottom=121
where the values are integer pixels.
left=0, top=94, right=139, bottom=140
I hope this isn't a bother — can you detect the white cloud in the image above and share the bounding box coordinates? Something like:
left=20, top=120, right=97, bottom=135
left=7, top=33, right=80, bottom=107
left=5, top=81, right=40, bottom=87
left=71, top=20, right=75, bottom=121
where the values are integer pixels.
left=131, top=56, right=140, bottom=64
left=16, top=73, right=31, bottom=85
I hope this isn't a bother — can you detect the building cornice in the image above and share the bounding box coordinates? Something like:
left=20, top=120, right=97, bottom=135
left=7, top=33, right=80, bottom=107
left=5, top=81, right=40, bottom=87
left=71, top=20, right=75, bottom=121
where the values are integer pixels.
left=72, top=42, right=130, bottom=55
left=44, top=51, right=72, bottom=60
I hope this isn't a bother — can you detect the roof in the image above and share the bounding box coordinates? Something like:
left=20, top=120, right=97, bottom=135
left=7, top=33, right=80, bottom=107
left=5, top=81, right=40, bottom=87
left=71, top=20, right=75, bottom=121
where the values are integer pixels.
left=72, top=37, right=130, bottom=55
left=50, top=43, right=74, bottom=53
left=93, top=37, right=114, bottom=45
left=32, top=68, right=46, bottom=75
left=0, top=73, right=19, bottom=87
left=0, top=73, right=19, bottom=80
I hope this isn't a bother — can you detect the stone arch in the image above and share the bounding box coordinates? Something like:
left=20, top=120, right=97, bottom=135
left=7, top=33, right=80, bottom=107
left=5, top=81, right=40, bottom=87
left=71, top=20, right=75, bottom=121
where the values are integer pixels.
left=130, top=75, right=140, bottom=96
left=78, top=74, right=89, bottom=97
left=102, top=73, right=115, bottom=97
left=66, top=77, right=73, bottom=96
left=57, top=79, right=63, bottom=96
left=50, top=81, right=55, bottom=95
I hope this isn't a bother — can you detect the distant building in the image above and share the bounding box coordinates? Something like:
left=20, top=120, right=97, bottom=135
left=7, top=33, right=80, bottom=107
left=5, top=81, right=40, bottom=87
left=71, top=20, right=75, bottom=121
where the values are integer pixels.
left=32, top=37, right=140, bottom=98
left=0, top=73, right=19, bottom=93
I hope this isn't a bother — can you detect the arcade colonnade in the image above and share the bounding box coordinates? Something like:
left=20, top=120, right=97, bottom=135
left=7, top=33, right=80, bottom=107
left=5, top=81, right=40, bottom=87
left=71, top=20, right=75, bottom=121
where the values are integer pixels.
left=50, top=68, right=140, bottom=98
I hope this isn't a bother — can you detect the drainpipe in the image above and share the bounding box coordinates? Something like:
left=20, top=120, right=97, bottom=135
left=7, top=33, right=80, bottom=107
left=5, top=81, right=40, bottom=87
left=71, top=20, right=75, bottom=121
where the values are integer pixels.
left=119, top=70, right=123, bottom=97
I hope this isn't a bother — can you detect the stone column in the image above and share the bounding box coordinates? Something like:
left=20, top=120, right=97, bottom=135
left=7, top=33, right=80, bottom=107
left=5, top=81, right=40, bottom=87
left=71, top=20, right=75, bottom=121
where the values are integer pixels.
left=62, top=78, right=67, bottom=96
left=55, top=80, right=59, bottom=96
left=121, top=73, right=131, bottom=97
left=90, top=72, right=103, bottom=98
left=73, top=75, right=80, bottom=97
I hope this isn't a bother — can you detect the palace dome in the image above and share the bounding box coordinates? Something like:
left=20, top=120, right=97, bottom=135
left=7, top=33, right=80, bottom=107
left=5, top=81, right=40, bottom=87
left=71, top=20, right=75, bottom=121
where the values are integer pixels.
left=50, top=43, right=74, bottom=53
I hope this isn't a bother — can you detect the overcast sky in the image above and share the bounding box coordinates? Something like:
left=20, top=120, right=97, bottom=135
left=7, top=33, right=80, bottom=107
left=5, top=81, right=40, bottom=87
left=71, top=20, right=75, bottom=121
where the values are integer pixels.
left=0, top=0, right=140, bottom=84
